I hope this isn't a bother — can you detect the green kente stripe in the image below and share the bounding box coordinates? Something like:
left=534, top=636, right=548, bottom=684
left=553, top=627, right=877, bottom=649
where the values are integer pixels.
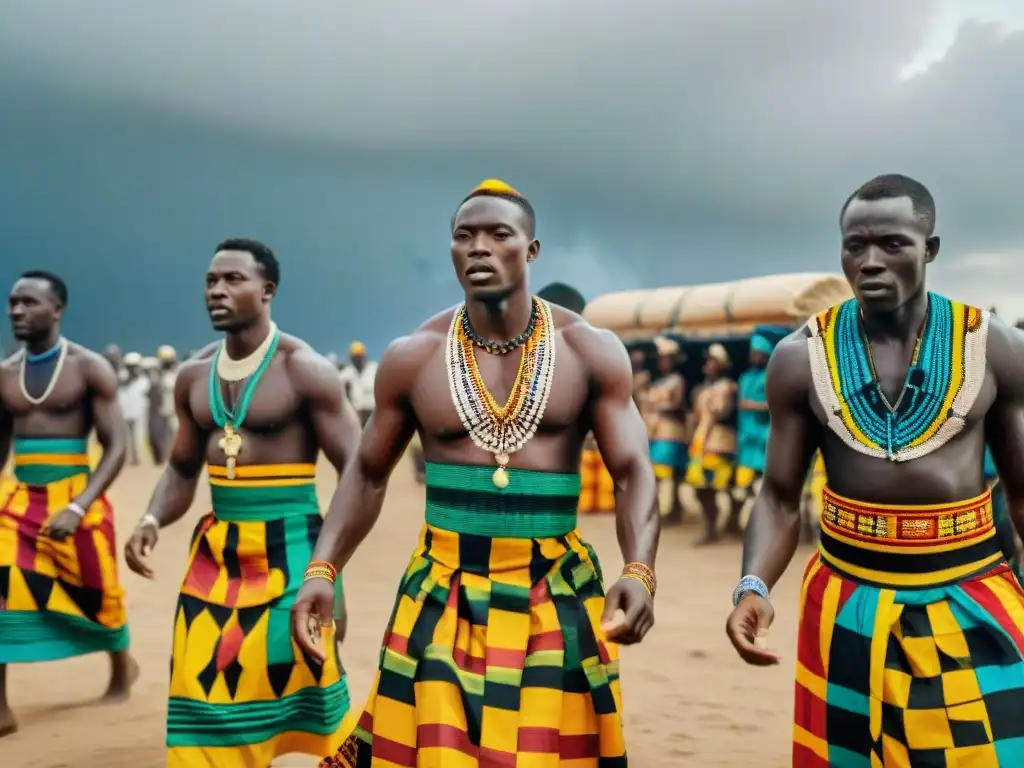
left=425, top=500, right=577, bottom=538
left=424, top=462, right=581, bottom=495
left=0, top=611, right=129, bottom=663
left=424, top=462, right=579, bottom=538
left=14, top=465, right=88, bottom=484
left=210, top=481, right=319, bottom=522
left=166, top=678, right=350, bottom=747
left=208, top=327, right=280, bottom=429
left=14, top=437, right=90, bottom=455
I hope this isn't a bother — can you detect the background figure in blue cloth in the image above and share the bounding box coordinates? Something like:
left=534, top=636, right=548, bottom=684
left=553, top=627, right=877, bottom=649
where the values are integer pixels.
left=985, top=446, right=1022, bottom=582
left=731, top=329, right=780, bottom=531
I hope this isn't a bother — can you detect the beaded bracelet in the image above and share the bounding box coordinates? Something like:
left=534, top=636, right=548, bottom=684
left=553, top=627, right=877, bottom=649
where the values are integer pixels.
left=304, top=560, right=338, bottom=584
left=621, top=562, right=656, bottom=598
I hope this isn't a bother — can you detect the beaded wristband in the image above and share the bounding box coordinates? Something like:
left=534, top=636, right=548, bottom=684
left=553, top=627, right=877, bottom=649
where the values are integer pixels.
left=732, top=574, right=769, bottom=607
left=304, top=560, right=338, bottom=584
left=621, top=562, right=656, bottom=598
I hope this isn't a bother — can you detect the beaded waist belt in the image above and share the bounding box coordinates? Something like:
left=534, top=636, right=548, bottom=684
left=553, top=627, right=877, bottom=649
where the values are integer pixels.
left=208, top=463, right=319, bottom=522
left=818, top=485, right=1002, bottom=589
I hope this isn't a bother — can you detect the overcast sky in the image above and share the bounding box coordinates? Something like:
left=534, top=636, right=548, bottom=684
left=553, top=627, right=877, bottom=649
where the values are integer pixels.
left=1, top=0, right=1022, bottom=354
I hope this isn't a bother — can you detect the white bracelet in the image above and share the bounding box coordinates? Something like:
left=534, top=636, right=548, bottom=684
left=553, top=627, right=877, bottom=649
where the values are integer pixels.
left=68, top=502, right=87, bottom=518
left=138, top=513, right=160, bottom=531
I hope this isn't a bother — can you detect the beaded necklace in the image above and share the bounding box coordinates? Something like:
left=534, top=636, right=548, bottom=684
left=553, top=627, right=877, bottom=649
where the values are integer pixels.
left=208, top=326, right=281, bottom=478
left=461, top=300, right=538, bottom=354
left=807, top=293, right=988, bottom=462
left=19, top=338, right=68, bottom=406
left=446, top=297, right=556, bottom=488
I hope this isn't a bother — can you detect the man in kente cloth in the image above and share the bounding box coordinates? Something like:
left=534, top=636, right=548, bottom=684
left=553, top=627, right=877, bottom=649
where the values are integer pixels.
left=731, top=328, right=786, bottom=526
left=726, top=174, right=1024, bottom=766
left=685, top=342, right=738, bottom=543
left=647, top=336, right=688, bottom=524
left=0, top=270, right=135, bottom=737
left=297, top=179, right=659, bottom=767
left=123, top=238, right=362, bottom=767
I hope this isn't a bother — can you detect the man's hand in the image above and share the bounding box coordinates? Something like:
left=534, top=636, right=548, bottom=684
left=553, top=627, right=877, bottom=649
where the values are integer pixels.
left=41, top=507, right=83, bottom=542
left=124, top=520, right=159, bottom=579
left=600, top=577, right=654, bottom=645
left=291, top=577, right=337, bottom=664
left=725, top=593, right=780, bottom=666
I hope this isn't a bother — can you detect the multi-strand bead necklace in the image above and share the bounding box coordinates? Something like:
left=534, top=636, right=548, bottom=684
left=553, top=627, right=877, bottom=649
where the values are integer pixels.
left=446, top=297, right=556, bottom=488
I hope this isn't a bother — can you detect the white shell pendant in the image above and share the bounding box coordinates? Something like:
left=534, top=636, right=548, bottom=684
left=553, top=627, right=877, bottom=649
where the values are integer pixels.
left=493, top=452, right=510, bottom=489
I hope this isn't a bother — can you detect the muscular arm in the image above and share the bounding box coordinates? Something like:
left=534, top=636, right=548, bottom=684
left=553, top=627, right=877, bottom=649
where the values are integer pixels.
left=143, top=364, right=207, bottom=528
left=984, top=318, right=1024, bottom=539
left=579, top=328, right=659, bottom=567
left=739, top=339, right=818, bottom=588
left=652, top=377, right=684, bottom=413
left=0, top=381, right=11, bottom=470
left=290, top=349, right=362, bottom=476
left=73, top=355, right=127, bottom=508
left=311, top=336, right=425, bottom=569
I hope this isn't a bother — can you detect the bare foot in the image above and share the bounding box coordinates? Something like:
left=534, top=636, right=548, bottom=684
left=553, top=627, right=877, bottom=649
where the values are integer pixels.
left=693, top=533, right=720, bottom=547
left=100, top=655, right=140, bottom=704
left=0, top=707, right=17, bottom=738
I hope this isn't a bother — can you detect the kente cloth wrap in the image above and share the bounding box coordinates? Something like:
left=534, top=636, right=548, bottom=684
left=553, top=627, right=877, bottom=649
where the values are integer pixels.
left=807, top=294, right=989, bottom=462
left=684, top=450, right=734, bottom=490
left=794, top=486, right=1024, bottom=766
left=322, top=463, right=627, bottom=767
left=0, top=437, right=129, bottom=662
left=648, top=439, right=688, bottom=479
left=166, top=463, right=349, bottom=767
left=579, top=448, right=615, bottom=514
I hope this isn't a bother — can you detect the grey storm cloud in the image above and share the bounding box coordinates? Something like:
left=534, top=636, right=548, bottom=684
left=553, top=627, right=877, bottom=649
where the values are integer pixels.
left=1, top=0, right=1023, bottom=350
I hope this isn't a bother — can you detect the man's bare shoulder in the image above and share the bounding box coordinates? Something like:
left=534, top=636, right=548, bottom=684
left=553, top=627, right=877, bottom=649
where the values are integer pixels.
left=559, top=313, right=631, bottom=379
left=985, top=313, right=1024, bottom=396
left=377, top=311, right=453, bottom=386
left=174, top=354, right=212, bottom=389
left=65, top=343, right=119, bottom=386
left=280, top=335, right=342, bottom=388
left=765, top=331, right=811, bottom=394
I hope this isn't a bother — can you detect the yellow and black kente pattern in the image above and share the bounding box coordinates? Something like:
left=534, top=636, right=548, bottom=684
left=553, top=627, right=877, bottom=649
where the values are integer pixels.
left=795, top=487, right=1024, bottom=766
left=0, top=437, right=128, bottom=662
left=167, top=463, right=348, bottom=768
left=579, top=447, right=615, bottom=514
left=323, top=463, right=626, bottom=767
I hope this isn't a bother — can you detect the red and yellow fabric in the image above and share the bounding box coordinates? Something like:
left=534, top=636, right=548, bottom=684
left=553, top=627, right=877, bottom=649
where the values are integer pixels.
left=579, top=445, right=615, bottom=514
left=0, top=437, right=128, bottom=663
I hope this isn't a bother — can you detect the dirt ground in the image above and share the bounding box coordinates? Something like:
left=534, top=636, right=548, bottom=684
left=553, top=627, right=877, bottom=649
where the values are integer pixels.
left=2, top=457, right=811, bottom=767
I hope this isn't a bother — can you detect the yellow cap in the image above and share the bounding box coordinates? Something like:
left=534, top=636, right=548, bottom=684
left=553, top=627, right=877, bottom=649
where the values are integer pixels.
left=349, top=341, right=366, bottom=356
left=469, top=178, right=521, bottom=197
left=156, top=344, right=177, bottom=361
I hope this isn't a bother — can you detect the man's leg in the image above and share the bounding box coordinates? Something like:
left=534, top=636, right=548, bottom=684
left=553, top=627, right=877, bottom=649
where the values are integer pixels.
left=0, top=664, right=16, bottom=737
left=101, top=648, right=138, bottom=703
left=125, top=421, right=139, bottom=465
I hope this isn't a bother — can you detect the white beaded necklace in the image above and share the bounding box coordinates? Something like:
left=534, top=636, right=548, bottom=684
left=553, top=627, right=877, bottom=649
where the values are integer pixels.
left=216, top=322, right=278, bottom=382
left=19, top=337, right=69, bottom=406
left=446, top=298, right=556, bottom=488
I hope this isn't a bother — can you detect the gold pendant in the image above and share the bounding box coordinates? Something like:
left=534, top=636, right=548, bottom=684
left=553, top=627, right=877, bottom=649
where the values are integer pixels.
left=218, top=423, right=243, bottom=479
left=492, top=452, right=510, bottom=489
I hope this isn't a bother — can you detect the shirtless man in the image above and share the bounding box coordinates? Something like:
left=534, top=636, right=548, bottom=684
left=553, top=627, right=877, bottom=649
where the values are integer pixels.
left=0, top=270, right=134, bottom=736
left=123, top=239, right=362, bottom=768
left=296, top=179, right=659, bottom=767
left=726, top=175, right=1024, bottom=764
left=647, top=336, right=688, bottom=523
left=686, top=343, right=738, bottom=542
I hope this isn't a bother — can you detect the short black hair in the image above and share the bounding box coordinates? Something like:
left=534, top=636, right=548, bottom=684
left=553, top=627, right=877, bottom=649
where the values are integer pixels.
left=841, top=174, right=936, bottom=235
left=451, top=190, right=537, bottom=239
left=19, top=270, right=68, bottom=307
left=215, top=238, right=280, bottom=286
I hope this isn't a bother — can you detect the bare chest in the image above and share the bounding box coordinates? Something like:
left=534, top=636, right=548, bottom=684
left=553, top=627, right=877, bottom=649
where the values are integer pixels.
left=188, top=362, right=303, bottom=435
left=0, top=360, right=88, bottom=419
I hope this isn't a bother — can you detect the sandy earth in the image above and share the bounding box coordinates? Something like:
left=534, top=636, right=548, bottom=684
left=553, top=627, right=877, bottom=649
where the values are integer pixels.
left=2, top=458, right=811, bottom=767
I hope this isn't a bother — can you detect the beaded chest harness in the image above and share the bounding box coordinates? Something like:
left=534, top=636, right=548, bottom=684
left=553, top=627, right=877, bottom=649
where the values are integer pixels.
left=807, top=293, right=988, bottom=462
left=446, top=297, right=556, bottom=488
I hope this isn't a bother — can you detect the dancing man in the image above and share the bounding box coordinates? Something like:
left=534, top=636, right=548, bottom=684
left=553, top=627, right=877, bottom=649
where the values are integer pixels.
left=0, top=270, right=134, bottom=736
left=646, top=336, right=688, bottom=523
left=296, top=179, right=659, bottom=767
left=123, top=239, right=362, bottom=767
left=727, top=175, right=1024, bottom=765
